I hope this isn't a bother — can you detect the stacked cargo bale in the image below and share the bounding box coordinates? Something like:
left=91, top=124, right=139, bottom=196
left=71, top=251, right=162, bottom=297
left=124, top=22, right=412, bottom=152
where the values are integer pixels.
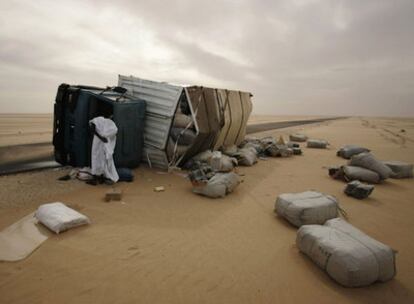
left=167, top=94, right=197, bottom=165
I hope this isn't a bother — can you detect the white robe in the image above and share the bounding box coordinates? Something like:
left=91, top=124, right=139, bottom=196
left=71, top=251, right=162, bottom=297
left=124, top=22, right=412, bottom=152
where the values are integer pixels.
left=89, top=117, right=119, bottom=182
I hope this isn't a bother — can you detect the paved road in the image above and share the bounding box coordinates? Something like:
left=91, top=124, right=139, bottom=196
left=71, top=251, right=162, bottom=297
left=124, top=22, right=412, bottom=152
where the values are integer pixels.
left=246, top=117, right=343, bottom=134
left=0, top=117, right=344, bottom=175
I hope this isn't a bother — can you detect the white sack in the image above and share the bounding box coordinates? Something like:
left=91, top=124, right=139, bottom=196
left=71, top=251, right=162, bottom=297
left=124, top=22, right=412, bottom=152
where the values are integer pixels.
left=296, top=218, right=396, bottom=287
left=307, top=139, right=328, bottom=149
left=35, top=202, right=91, bottom=234
left=275, top=191, right=339, bottom=227
left=337, top=145, right=370, bottom=159
left=90, top=117, right=119, bottom=182
left=382, top=161, right=413, bottom=179
left=193, top=172, right=241, bottom=198
left=343, top=165, right=381, bottom=184
left=349, top=152, right=392, bottom=180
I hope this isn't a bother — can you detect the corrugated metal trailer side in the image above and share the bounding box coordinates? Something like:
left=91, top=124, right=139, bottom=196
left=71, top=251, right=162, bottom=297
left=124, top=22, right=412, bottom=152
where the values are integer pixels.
left=119, top=75, right=252, bottom=169
left=236, top=91, right=253, bottom=144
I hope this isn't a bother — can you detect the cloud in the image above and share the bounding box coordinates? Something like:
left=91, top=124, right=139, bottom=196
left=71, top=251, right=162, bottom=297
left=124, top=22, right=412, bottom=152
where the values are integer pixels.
left=0, top=0, right=413, bottom=116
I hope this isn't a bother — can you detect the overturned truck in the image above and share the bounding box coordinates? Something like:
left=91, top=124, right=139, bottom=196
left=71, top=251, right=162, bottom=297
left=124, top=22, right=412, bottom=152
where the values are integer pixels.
left=118, top=75, right=253, bottom=169
left=52, top=75, right=253, bottom=170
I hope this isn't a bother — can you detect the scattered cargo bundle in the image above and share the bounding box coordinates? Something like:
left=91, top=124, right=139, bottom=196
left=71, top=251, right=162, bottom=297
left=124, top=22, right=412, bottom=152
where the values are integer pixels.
left=185, top=134, right=304, bottom=198
left=337, top=144, right=370, bottom=159
left=274, top=191, right=340, bottom=227
left=297, top=218, right=396, bottom=287
left=329, top=165, right=381, bottom=184
left=329, top=146, right=412, bottom=203
left=187, top=150, right=237, bottom=173
left=344, top=180, right=374, bottom=199
left=382, top=161, right=413, bottom=179
left=348, top=152, right=392, bottom=180
left=192, top=172, right=241, bottom=198
left=307, top=139, right=329, bottom=149
left=235, top=147, right=258, bottom=166
left=239, top=136, right=299, bottom=158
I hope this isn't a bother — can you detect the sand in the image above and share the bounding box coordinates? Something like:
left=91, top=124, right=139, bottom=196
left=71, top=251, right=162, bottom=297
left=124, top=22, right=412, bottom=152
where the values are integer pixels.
left=0, top=114, right=52, bottom=147
left=0, top=114, right=53, bottom=166
left=0, top=117, right=413, bottom=303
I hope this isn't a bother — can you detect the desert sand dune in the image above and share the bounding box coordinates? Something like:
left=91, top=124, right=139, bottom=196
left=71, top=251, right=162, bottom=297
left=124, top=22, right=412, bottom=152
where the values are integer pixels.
left=0, top=117, right=413, bottom=304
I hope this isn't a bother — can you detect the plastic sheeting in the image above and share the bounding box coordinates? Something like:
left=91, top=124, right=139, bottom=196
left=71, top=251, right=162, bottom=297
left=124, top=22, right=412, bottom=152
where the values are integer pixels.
left=0, top=212, right=50, bottom=262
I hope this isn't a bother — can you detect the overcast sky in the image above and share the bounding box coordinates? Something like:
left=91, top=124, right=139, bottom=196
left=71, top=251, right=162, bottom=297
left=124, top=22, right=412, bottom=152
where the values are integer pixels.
left=1, top=0, right=413, bottom=116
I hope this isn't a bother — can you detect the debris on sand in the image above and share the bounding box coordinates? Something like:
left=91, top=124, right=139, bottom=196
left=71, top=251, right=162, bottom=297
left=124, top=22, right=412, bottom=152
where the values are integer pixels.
left=329, top=165, right=381, bottom=184
left=154, top=186, right=165, bottom=192
left=192, top=172, right=241, bottom=198
left=105, top=188, right=123, bottom=202
left=382, top=161, right=413, bottom=179
left=235, top=147, right=258, bottom=166
left=349, top=152, right=392, bottom=180
left=344, top=180, right=374, bottom=199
